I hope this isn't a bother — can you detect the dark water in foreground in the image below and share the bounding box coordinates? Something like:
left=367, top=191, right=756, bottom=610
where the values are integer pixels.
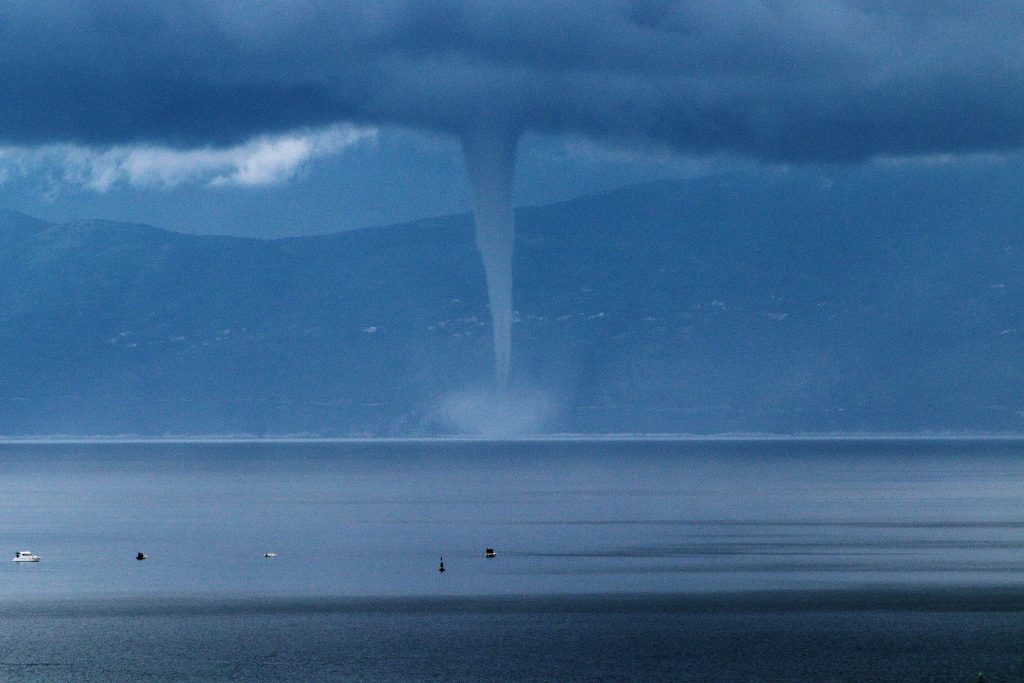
left=2, top=438, right=1024, bottom=680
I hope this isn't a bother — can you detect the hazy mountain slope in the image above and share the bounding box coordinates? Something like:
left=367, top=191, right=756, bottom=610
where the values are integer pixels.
left=1, top=162, right=1022, bottom=435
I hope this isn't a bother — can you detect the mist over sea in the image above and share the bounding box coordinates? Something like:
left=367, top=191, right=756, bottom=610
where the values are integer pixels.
left=2, top=438, right=1023, bottom=680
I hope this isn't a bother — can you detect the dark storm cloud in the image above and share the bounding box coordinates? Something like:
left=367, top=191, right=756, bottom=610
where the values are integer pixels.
left=1, top=0, right=1022, bottom=161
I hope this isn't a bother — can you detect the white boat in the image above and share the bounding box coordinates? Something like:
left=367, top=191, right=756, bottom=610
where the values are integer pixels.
left=12, top=551, right=40, bottom=562
left=263, top=552, right=278, bottom=558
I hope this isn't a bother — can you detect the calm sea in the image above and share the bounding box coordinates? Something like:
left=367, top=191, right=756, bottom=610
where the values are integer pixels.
left=1, top=438, right=1023, bottom=681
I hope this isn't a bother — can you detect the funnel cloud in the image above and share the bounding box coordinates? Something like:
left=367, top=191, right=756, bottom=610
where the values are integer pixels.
left=462, top=122, right=519, bottom=389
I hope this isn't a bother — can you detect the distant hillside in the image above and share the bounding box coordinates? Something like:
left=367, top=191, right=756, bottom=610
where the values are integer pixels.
left=2, top=162, right=1023, bottom=435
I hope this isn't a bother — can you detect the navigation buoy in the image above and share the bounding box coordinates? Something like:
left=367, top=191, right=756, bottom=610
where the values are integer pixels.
left=439, top=557, right=446, bottom=573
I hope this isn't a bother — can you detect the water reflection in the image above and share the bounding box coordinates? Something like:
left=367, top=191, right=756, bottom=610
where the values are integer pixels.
left=0, top=438, right=1022, bottom=597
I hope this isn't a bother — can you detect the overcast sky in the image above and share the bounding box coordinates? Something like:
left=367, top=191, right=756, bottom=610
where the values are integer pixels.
left=0, top=0, right=1021, bottom=237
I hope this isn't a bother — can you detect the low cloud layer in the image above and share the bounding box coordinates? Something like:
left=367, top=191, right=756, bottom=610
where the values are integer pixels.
left=1, top=1, right=1021, bottom=162
left=0, top=125, right=373, bottom=192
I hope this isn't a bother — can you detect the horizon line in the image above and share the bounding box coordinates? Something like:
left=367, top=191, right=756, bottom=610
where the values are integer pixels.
left=3, top=432, right=1024, bottom=445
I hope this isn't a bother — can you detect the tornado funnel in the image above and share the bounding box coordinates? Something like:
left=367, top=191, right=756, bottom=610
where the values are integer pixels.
left=461, top=125, right=519, bottom=391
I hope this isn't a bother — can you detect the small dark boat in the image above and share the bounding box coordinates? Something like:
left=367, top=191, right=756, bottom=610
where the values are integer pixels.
left=438, top=557, right=446, bottom=573
left=136, top=552, right=147, bottom=561
left=485, top=548, right=496, bottom=558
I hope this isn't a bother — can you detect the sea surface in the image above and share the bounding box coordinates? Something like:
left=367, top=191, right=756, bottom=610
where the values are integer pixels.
left=1, top=438, right=1023, bottom=681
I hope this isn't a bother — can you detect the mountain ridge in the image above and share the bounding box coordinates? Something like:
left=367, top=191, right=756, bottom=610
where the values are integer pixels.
left=2, top=164, right=1023, bottom=436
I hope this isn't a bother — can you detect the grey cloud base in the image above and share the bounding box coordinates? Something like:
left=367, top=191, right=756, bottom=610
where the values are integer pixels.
left=0, top=0, right=1021, bottom=161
